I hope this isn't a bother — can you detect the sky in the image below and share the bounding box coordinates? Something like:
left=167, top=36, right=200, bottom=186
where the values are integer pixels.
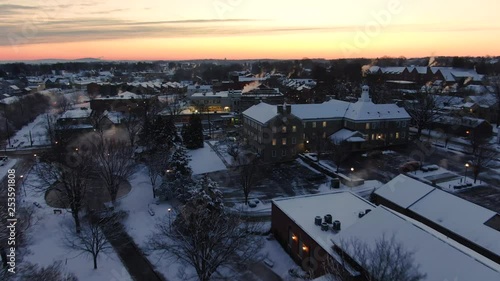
left=1, top=0, right=500, bottom=61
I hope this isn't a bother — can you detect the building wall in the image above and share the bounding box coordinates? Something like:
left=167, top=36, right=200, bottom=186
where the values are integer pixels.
left=271, top=203, right=363, bottom=280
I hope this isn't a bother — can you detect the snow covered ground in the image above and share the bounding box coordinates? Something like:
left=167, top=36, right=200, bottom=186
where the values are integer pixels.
left=8, top=114, right=51, bottom=148
left=187, top=143, right=227, bottom=175
left=20, top=168, right=133, bottom=281
left=410, top=166, right=482, bottom=192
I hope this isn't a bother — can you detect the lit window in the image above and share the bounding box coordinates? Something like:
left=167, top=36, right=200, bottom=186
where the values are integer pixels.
left=272, top=139, right=276, bottom=146
left=322, top=121, right=327, bottom=128
left=282, top=138, right=287, bottom=145
left=292, top=126, right=297, bottom=133
left=396, top=132, right=400, bottom=139
left=282, top=126, right=287, bottom=133
left=312, top=122, right=316, bottom=128
left=365, top=123, right=370, bottom=130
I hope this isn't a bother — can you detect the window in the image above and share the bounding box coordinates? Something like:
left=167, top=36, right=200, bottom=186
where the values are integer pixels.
left=292, top=137, right=296, bottom=144
left=312, top=122, right=316, bottom=128
left=272, top=139, right=276, bottom=146
left=365, top=123, right=370, bottom=130
left=322, top=121, right=327, bottom=128
left=282, top=126, right=287, bottom=133
left=282, top=138, right=287, bottom=145
left=402, top=132, right=406, bottom=138
left=292, top=126, right=297, bottom=133
left=272, top=150, right=276, bottom=157
left=371, top=134, right=375, bottom=141
left=396, top=132, right=400, bottom=139
left=272, top=127, right=277, bottom=133
left=282, top=149, right=286, bottom=156
left=322, top=132, right=326, bottom=138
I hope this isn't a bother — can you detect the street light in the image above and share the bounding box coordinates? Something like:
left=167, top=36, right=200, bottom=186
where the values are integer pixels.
left=168, top=208, right=172, bottom=231
left=464, top=163, right=470, bottom=183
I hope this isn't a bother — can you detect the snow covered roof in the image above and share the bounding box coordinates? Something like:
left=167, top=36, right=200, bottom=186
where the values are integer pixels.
left=243, top=86, right=410, bottom=123
left=95, top=91, right=150, bottom=100
left=291, top=101, right=350, bottom=120
left=330, top=129, right=365, bottom=143
left=60, top=108, right=92, bottom=119
left=375, top=175, right=500, bottom=262
left=333, top=207, right=500, bottom=281
left=374, top=174, right=435, bottom=209
left=0, top=96, right=20, bottom=104
left=242, top=102, right=278, bottom=124
left=104, top=111, right=124, bottom=124
left=467, top=94, right=497, bottom=107
left=273, top=191, right=374, bottom=256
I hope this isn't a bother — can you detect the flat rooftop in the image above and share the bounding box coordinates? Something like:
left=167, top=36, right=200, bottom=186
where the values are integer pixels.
left=273, top=191, right=374, bottom=255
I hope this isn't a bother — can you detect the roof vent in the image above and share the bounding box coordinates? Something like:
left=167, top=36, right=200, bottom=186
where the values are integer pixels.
left=324, top=214, right=332, bottom=224
left=321, top=222, right=329, bottom=231
left=365, top=209, right=372, bottom=214
left=332, top=220, right=341, bottom=231
left=358, top=211, right=365, bottom=218
left=315, top=216, right=322, bottom=226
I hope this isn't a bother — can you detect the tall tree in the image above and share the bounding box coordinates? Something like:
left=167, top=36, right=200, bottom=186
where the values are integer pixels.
left=33, top=149, right=94, bottom=233
left=149, top=175, right=262, bottom=281
left=91, top=135, right=136, bottom=204
left=182, top=114, right=204, bottom=149
left=404, top=85, right=440, bottom=138
left=231, top=148, right=262, bottom=205
left=326, top=234, right=426, bottom=281
left=158, top=145, right=193, bottom=201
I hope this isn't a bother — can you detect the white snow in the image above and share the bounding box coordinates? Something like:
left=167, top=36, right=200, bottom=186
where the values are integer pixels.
left=8, top=113, right=51, bottom=148
left=21, top=167, right=133, bottom=281
left=242, top=102, right=279, bottom=124
left=187, top=144, right=227, bottom=175
left=273, top=191, right=375, bottom=256
left=374, top=174, right=435, bottom=208
left=333, top=207, right=500, bottom=281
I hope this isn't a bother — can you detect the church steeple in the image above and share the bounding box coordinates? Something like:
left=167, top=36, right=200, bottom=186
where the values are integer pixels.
left=358, top=85, right=372, bottom=102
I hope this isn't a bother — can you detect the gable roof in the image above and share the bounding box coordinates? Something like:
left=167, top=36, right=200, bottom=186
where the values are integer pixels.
left=242, top=102, right=278, bottom=124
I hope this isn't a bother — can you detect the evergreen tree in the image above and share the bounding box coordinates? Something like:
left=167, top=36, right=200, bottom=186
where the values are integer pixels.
left=182, top=114, right=204, bottom=149
left=139, top=116, right=177, bottom=152
left=157, top=145, right=193, bottom=201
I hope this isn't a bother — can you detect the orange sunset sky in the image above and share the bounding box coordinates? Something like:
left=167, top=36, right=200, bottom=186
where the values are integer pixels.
left=1, top=0, right=500, bottom=61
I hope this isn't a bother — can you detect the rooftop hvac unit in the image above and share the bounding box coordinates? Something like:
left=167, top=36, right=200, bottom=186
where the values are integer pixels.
left=321, top=222, right=329, bottom=231
left=332, top=220, right=341, bottom=231
left=315, top=216, right=322, bottom=226
left=324, top=214, right=333, bottom=224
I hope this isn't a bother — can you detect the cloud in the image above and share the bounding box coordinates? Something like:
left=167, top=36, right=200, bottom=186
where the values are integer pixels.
left=1, top=16, right=499, bottom=47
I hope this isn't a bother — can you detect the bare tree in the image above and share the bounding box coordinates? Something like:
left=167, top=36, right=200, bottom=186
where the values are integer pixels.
left=19, top=261, right=78, bottom=281
left=44, top=113, right=58, bottom=145
left=145, top=148, right=170, bottom=198
left=91, top=135, right=136, bottom=205
left=232, top=149, right=262, bottom=205
left=470, top=144, right=497, bottom=184
left=404, top=84, right=440, bottom=139
left=328, top=137, right=351, bottom=173
left=149, top=176, right=262, bottom=281
left=121, top=111, right=142, bottom=147
left=62, top=215, right=114, bottom=269
left=486, top=76, right=500, bottom=126
left=55, top=95, right=72, bottom=113
left=326, top=234, right=426, bottom=281
left=33, top=150, right=94, bottom=233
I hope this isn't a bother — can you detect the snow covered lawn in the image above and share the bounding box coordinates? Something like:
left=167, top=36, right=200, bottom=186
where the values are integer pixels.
left=187, top=143, right=227, bottom=175
left=22, top=172, right=132, bottom=281
left=9, top=114, right=51, bottom=148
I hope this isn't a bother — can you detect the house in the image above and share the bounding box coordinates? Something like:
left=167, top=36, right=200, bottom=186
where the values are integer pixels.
left=55, top=108, right=95, bottom=144
left=373, top=174, right=500, bottom=265
left=189, top=90, right=241, bottom=113
left=187, top=85, right=212, bottom=97
left=272, top=191, right=500, bottom=280
left=431, top=115, right=492, bottom=138
left=90, top=91, right=158, bottom=115
left=242, top=86, right=411, bottom=163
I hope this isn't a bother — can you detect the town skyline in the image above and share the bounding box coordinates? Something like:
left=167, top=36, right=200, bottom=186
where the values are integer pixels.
left=1, top=0, right=500, bottom=61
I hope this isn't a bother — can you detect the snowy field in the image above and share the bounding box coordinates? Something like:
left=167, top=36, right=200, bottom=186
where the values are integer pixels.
left=187, top=143, right=227, bottom=175
left=20, top=169, right=133, bottom=281
left=8, top=114, right=51, bottom=148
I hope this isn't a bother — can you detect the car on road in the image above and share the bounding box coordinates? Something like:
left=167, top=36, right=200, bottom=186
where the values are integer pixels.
left=0, top=156, right=8, bottom=166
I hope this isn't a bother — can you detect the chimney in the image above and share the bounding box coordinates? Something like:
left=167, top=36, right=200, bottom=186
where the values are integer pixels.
left=359, top=85, right=372, bottom=102
left=286, top=104, right=291, bottom=114
left=277, top=104, right=284, bottom=114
